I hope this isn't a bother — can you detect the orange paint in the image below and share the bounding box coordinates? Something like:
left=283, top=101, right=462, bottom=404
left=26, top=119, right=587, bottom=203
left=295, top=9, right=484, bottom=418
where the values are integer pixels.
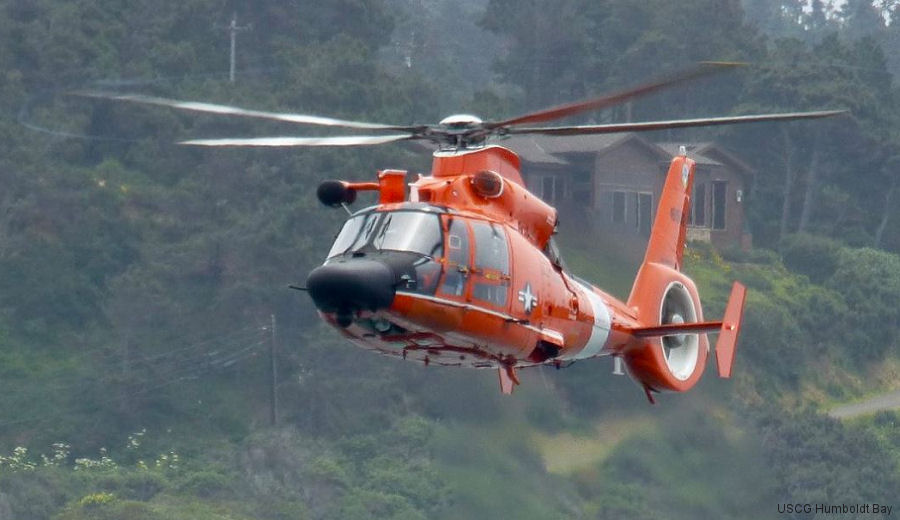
left=312, top=145, right=746, bottom=399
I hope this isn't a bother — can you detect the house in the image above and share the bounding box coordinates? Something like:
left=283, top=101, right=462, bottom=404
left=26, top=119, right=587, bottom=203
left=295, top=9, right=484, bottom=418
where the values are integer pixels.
left=501, top=134, right=753, bottom=253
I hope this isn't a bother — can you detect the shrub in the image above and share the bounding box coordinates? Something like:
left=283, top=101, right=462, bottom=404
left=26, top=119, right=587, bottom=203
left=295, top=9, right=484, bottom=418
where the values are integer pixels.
left=177, top=470, right=233, bottom=498
left=77, top=492, right=115, bottom=508
left=780, top=233, right=842, bottom=283
left=827, top=247, right=900, bottom=362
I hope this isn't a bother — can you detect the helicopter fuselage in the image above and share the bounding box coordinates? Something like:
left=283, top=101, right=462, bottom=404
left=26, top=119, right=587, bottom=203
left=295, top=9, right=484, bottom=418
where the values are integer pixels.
left=306, top=145, right=743, bottom=397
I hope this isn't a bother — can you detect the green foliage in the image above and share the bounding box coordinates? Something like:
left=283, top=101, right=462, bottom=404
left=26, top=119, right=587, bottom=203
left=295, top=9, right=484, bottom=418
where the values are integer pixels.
left=827, top=247, right=900, bottom=361
left=1, top=1, right=900, bottom=519
left=76, top=492, right=115, bottom=508
left=757, top=409, right=900, bottom=504
left=176, top=470, right=233, bottom=499
left=687, top=244, right=863, bottom=388
left=571, top=407, right=776, bottom=520
left=57, top=498, right=164, bottom=520
left=780, top=232, right=842, bottom=283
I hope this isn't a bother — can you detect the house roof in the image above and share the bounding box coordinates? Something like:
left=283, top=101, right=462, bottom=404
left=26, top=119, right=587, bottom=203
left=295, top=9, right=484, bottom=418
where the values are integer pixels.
left=501, top=132, right=671, bottom=164
left=496, top=136, right=569, bottom=165
left=657, top=142, right=755, bottom=174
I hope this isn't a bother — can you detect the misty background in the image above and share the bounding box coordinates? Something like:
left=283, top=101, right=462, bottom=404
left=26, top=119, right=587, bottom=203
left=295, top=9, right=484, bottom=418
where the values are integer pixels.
left=0, top=0, right=899, bottom=518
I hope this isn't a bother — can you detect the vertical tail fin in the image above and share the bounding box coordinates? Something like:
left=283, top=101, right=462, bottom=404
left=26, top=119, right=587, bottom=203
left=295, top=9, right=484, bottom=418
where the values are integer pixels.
left=642, top=153, right=695, bottom=271
left=627, top=152, right=696, bottom=312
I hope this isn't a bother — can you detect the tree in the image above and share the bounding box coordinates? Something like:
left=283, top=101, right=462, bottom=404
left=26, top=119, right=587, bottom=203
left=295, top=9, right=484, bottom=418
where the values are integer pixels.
left=728, top=34, right=897, bottom=247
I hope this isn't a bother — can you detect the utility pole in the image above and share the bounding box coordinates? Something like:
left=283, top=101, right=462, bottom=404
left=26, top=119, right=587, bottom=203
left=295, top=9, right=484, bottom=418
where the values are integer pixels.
left=220, top=13, right=251, bottom=83
left=269, top=314, right=278, bottom=426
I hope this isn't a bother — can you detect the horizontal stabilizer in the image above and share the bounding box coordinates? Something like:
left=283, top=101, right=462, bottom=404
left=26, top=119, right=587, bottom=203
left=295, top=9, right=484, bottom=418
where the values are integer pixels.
left=630, top=321, right=723, bottom=337
left=715, top=282, right=746, bottom=378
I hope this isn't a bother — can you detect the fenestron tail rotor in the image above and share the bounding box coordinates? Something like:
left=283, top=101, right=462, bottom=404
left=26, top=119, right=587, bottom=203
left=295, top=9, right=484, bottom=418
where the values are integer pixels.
left=73, top=62, right=848, bottom=148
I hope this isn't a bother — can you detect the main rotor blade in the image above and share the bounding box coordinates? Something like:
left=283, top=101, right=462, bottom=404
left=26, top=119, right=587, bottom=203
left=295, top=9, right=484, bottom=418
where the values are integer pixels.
left=506, top=110, right=848, bottom=136
left=179, top=134, right=416, bottom=147
left=73, top=91, right=420, bottom=132
left=488, top=61, right=745, bottom=129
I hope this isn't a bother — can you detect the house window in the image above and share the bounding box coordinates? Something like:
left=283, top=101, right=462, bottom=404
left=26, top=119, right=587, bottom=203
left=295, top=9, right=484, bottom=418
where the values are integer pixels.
left=535, top=175, right=562, bottom=203
left=632, top=192, right=640, bottom=229
left=637, top=192, right=653, bottom=237
left=691, top=183, right=707, bottom=227
left=543, top=177, right=555, bottom=202
left=712, top=181, right=727, bottom=230
left=612, top=191, right=626, bottom=223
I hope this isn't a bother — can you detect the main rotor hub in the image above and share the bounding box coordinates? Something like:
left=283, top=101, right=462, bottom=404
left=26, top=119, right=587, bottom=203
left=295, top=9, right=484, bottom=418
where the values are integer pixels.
left=438, top=114, right=484, bottom=130
left=434, top=114, right=489, bottom=150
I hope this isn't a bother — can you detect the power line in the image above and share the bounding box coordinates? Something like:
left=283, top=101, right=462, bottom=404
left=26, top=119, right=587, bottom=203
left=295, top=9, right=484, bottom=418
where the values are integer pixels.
left=0, top=337, right=267, bottom=430
left=0, top=324, right=266, bottom=406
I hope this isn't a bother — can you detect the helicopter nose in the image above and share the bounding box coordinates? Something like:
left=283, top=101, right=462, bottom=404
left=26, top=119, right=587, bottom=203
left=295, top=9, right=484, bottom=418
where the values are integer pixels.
left=306, top=259, right=396, bottom=318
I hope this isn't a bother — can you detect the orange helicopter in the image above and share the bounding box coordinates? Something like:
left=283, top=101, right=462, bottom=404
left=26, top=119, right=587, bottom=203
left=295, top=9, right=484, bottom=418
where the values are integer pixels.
left=83, top=63, right=843, bottom=400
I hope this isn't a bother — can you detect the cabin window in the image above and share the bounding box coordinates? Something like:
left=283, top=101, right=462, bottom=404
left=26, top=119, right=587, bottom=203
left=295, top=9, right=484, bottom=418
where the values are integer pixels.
left=440, top=218, right=470, bottom=297
left=472, top=221, right=509, bottom=275
left=471, top=221, right=510, bottom=307
left=712, top=181, right=727, bottom=230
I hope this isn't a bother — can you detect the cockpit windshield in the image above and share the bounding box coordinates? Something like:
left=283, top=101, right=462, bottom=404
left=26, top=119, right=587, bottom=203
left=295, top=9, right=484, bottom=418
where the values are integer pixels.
left=328, top=210, right=444, bottom=258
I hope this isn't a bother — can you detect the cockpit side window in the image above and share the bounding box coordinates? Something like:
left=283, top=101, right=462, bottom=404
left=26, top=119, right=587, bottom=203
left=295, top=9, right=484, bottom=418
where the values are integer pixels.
left=328, top=213, right=379, bottom=258
left=328, top=211, right=444, bottom=259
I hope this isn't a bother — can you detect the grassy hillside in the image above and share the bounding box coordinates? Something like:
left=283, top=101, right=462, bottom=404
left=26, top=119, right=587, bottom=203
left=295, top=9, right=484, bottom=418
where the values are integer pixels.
left=2, top=231, right=899, bottom=518
left=1, top=1, right=899, bottom=517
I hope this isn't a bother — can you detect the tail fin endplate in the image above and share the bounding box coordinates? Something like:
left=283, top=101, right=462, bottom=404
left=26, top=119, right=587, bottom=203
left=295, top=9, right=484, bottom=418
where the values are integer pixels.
left=715, top=282, right=746, bottom=378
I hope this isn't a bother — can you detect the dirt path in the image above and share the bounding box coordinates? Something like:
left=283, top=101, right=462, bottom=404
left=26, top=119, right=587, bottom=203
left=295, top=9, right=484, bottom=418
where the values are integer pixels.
left=828, top=389, right=900, bottom=419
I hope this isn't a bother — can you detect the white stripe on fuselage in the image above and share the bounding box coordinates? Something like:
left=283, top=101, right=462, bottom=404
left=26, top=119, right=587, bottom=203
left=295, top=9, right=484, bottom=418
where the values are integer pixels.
left=559, top=282, right=611, bottom=360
